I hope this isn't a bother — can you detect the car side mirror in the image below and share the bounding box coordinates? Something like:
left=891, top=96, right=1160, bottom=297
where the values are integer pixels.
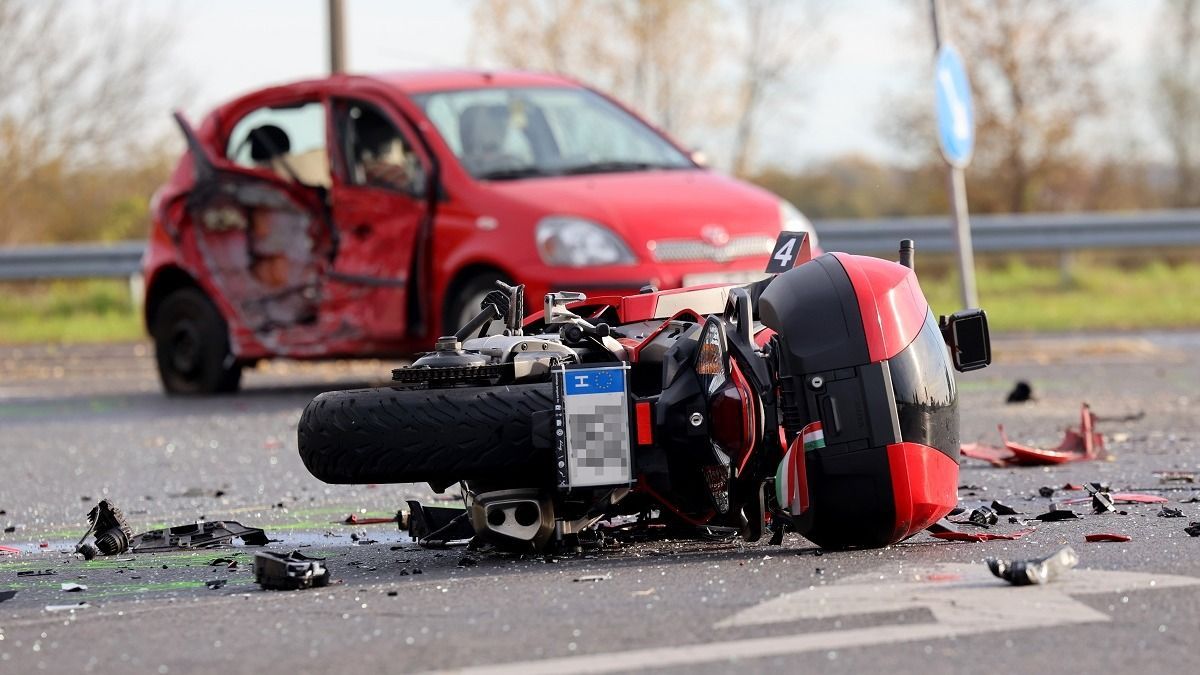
left=940, top=309, right=991, bottom=372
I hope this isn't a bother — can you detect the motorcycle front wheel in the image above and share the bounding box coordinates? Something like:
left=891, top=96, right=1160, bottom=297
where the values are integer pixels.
left=297, top=383, right=554, bottom=485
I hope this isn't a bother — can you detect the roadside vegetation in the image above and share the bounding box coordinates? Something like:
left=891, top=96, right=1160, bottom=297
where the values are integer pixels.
left=2, top=259, right=1198, bottom=344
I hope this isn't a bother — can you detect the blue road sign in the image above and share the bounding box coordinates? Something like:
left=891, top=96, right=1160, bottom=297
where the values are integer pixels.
left=935, top=44, right=975, bottom=168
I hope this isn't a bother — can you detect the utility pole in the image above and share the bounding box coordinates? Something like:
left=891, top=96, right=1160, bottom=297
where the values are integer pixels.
left=328, top=0, right=346, bottom=75
left=930, top=0, right=979, bottom=309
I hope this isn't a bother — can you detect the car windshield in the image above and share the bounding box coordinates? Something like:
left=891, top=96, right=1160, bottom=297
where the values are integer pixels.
left=413, top=87, right=694, bottom=180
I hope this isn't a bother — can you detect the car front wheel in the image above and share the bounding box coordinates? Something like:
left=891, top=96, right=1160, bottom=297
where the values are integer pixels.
left=152, top=287, right=242, bottom=395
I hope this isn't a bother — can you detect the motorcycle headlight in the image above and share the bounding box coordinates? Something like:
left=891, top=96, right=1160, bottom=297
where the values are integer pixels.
left=535, top=216, right=637, bottom=267
left=779, top=200, right=819, bottom=247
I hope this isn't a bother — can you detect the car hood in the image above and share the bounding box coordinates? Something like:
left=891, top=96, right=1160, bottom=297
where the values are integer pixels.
left=486, top=169, right=782, bottom=250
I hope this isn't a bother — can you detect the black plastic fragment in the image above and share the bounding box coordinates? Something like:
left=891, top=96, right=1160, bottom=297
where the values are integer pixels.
left=1158, top=506, right=1184, bottom=518
left=130, top=520, right=269, bottom=552
left=253, top=550, right=330, bottom=591
left=0, top=590, right=16, bottom=603
left=1083, top=483, right=1116, bottom=514
left=205, top=579, right=227, bottom=590
left=17, top=570, right=55, bottom=577
left=1035, top=508, right=1079, bottom=522
left=74, top=499, right=133, bottom=559
left=1006, top=381, right=1034, bottom=403
left=406, top=500, right=475, bottom=546
left=990, top=500, right=1021, bottom=516
left=1185, top=522, right=1200, bottom=537
left=987, top=546, right=1078, bottom=586
left=1038, top=486, right=1056, bottom=498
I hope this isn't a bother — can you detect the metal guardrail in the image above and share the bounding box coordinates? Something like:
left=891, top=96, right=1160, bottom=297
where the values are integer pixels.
left=0, top=241, right=145, bottom=281
left=1, top=209, right=1199, bottom=282
left=814, top=209, right=1200, bottom=254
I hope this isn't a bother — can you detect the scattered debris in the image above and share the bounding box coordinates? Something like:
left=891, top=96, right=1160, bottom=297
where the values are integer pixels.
left=1185, top=523, right=1200, bottom=537
left=1082, top=483, right=1116, bottom=513
left=1006, top=381, right=1034, bottom=403
left=987, top=546, right=1079, bottom=586
left=928, top=523, right=1035, bottom=542
left=45, top=602, right=90, bottom=613
left=3, top=525, right=15, bottom=533
left=1034, top=508, right=1079, bottom=522
left=1182, top=497, right=1200, bottom=504
left=130, top=520, right=269, bottom=552
left=1114, top=493, right=1168, bottom=504
left=1159, top=506, right=1185, bottom=518
left=74, top=499, right=133, bottom=560
left=254, top=551, right=330, bottom=591
left=967, top=506, right=998, bottom=527
left=340, top=513, right=398, bottom=525
left=0, top=545, right=21, bottom=557
left=574, top=574, right=612, bottom=582
left=406, top=500, right=474, bottom=547
left=1038, top=486, right=1057, bottom=498
left=0, top=590, right=16, bottom=603
left=1154, top=471, right=1196, bottom=484
left=457, top=556, right=477, bottom=567
left=60, top=583, right=87, bottom=592
left=17, top=570, right=55, bottom=577
left=1085, top=533, right=1131, bottom=542
left=990, top=500, right=1021, bottom=516
left=631, top=587, right=656, bottom=597
left=961, top=404, right=1105, bottom=467
left=204, top=579, right=228, bottom=590
left=209, top=557, right=239, bottom=568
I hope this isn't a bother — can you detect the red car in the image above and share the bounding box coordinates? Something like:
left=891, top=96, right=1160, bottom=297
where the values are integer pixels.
left=144, top=70, right=818, bottom=394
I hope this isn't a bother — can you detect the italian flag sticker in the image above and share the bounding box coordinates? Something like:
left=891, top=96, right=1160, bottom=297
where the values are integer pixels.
left=801, top=421, right=825, bottom=451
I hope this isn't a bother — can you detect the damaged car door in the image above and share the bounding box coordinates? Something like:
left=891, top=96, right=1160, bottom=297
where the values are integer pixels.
left=176, top=99, right=338, bottom=354
left=323, top=96, right=434, bottom=341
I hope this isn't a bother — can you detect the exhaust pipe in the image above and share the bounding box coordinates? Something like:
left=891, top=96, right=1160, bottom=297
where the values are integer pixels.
left=468, top=489, right=555, bottom=548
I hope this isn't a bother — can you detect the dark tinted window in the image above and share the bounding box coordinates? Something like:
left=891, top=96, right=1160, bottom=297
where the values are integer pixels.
left=890, top=311, right=958, bottom=457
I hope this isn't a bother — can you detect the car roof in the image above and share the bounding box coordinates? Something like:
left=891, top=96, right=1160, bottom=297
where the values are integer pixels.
left=364, top=69, right=581, bottom=94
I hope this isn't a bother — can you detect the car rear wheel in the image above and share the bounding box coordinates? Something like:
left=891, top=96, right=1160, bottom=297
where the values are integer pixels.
left=152, top=287, right=242, bottom=395
left=444, top=272, right=512, bottom=337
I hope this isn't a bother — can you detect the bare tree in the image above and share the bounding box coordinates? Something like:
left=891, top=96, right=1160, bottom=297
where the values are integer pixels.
left=882, top=0, right=1110, bottom=213
left=729, top=0, right=827, bottom=177
left=470, top=0, right=724, bottom=142
left=0, top=0, right=182, bottom=243
left=1153, top=0, right=1200, bottom=207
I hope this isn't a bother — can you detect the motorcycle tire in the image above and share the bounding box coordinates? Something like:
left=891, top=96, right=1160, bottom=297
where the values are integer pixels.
left=298, top=382, right=555, bottom=485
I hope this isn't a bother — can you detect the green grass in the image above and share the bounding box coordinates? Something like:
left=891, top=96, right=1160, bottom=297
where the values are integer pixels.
left=1, top=261, right=1198, bottom=344
left=921, top=259, right=1200, bottom=332
left=0, top=279, right=143, bottom=343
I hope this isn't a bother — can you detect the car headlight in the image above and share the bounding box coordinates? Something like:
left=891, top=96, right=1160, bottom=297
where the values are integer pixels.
left=779, top=200, right=818, bottom=247
left=536, top=216, right=636, bottom=267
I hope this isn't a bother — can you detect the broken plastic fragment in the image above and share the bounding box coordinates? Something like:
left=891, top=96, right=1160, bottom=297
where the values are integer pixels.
left=961, top=404, right=1105, bottom=467
left=1084, top=533, right=1131, bottom=542
left=990, top=500, right=1020, bottom=516
left=0, top=545, right=20, bottom=557
left=1158, top=506, right=1184, bottom=518
left=253, top=550, right=331, bottom=591
left=1083, top=483, right=1116, bottom=513
left=1035, top=508, right=1079, bottom=522
left=45, top=602, right=90, bottom=612
left=205, top=579, right=227, bottom=590
left=60, top=583, right=87, bottom=592
left=928, top=523, right=1035, bottom=542
left=573, top=574, right=612, bottom=582
left=1006, top=381, right=1034, bottom=403
left=130, top=520, right=269, bottom=552
left=0, top=590, right=16, bottom=603
left=987, top=546, right=1079, bottom=586
left=1185, top=522, right=1200, bottom=537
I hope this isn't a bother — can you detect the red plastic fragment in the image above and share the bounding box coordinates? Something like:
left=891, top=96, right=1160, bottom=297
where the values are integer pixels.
left=961, top=404, right=1105, bottom=467
left=1112, top=493, right=1168, bottom=504
left=1085, top=533, right=1132, bottom=542
left=0, top=545, right=20, bottom=557
left=340, top=514, right=398, bottom=525
left=930, top=529, right=1036, bottom=542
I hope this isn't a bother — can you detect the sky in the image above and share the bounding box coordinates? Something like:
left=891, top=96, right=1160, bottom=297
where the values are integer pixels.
left=166, top=0, right=1165, bottom=171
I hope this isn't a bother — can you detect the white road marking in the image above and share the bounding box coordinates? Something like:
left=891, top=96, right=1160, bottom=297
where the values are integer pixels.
left=431, top=563, right=1200, bottom=675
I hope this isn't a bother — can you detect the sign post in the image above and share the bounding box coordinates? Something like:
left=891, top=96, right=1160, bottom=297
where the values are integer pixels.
left=930, top=1, right=978, bottom=309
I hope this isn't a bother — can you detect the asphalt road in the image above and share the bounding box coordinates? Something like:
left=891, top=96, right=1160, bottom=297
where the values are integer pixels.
left=1, top=333, right=1199, bottom=674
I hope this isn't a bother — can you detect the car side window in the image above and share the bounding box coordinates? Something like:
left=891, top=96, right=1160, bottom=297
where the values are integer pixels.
left=226, top=102, right=331, bottom=188
left=338, top=101, right=426, bottom=197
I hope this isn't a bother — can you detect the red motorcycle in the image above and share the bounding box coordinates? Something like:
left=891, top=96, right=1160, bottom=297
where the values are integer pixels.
left=298, top=235, right=990, bottom=550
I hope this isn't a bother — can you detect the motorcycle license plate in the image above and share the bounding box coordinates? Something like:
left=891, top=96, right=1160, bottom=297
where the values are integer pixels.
left=553, top=364, right=633, bottom=488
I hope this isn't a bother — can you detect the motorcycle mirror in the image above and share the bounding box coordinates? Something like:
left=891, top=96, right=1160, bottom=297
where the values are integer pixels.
left=941, top=309, right=991, bottom=372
